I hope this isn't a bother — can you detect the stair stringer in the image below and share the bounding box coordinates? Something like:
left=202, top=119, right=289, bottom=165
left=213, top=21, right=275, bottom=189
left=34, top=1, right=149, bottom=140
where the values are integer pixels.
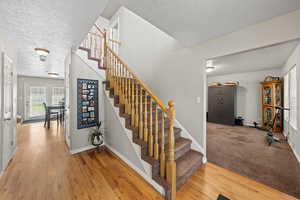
left=174, top=119, right=207, bottom=163
left=103, top=89, right=165, bottom=195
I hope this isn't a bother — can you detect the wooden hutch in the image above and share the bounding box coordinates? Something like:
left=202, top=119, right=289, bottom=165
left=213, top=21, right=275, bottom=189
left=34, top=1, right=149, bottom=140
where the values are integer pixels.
left=260, top=80, right=283, bottom=133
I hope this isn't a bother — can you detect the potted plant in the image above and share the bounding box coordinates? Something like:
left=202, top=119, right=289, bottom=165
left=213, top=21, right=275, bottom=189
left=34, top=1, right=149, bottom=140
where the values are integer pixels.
left=89, top=121, right=104, bottom=147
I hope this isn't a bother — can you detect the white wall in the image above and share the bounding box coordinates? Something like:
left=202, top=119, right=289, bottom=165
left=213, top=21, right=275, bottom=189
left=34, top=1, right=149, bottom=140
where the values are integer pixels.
left=207, top=69, right=282, bottom=126
left=282, top=43, right=300, bottom=162
left=68, top=52, right=105, bottom=152
left=103, top=93, right=145, bottom=172
left=17, top=75, right=64, bottom=120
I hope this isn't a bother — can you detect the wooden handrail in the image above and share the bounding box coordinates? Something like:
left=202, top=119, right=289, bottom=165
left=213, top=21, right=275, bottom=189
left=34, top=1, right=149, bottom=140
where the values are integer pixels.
left=106, top=45, right=168, bottom=113
left=88, top=32, right=103, bottom=38
left=94, top=24, right=105, bottom=36
left=88, top=32, right=121, bottom=45
left=108, top=38, right=121, bottom=45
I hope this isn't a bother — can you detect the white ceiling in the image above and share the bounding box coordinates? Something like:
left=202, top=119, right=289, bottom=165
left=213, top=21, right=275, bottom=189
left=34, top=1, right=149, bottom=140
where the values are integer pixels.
left=207, top=40, right=299, bottom=77
left=102, top=0, right=300, bottom=47
left=0, top=0, right=108, bottom=78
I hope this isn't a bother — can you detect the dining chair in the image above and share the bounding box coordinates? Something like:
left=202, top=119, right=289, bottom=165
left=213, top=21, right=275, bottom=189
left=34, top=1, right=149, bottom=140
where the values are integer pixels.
left=43, top=102, right=59, bottom=129
left=59, top=101, right=65, bottom=124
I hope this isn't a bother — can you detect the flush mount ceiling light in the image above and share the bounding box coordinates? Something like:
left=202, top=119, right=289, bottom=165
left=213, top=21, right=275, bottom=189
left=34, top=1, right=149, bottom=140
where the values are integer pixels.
left=206, top=60, right=215, bottom=72
left=34, top=48, right=50, bottom=62
left=48, top=72, right=59, bottom=77
left=206, top=66, right=215, bottom=73
left=206, top=60, right=213, bottom=67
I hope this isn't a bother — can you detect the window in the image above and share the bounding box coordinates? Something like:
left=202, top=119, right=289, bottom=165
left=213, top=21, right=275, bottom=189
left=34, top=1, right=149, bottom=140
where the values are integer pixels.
left=109, top=18, right=119, bottom=53
left=30, top=87, right=46, bottom=117
left=284, top=65, right=297, bottom=130
left=284, top=74, right=289, bottom=121
left=52, top=87, right=65, bottom=105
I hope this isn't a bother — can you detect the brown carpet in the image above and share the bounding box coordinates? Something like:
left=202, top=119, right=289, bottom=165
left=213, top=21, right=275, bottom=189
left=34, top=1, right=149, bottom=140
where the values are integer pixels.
left=207, top=123, right=300, bottom=199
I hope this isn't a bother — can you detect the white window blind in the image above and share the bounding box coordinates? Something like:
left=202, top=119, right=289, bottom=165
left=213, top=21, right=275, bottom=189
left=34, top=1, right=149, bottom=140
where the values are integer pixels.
left=52, top=87, right=65, bottom=105
left=290, top=66, right=297, bottom=130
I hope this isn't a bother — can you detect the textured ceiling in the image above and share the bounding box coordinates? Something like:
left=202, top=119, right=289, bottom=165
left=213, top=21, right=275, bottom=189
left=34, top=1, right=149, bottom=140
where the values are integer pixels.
left=0, top=0, right=108, bottom=78
left=207, top=40, right=299, bottom=77
left=102, top=0, right=300, bottom=47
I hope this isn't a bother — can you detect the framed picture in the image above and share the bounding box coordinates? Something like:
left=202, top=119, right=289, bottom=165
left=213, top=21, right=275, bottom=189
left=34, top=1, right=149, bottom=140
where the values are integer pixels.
left=81, top=106, right=87, bottom=112
left=77, top=79, right=99, bottom=129
left=90, top=112, right=95, bottom=118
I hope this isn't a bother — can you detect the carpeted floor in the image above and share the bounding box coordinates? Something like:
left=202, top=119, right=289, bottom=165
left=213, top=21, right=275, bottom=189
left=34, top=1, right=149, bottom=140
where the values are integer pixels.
left=207, top=122, right=300, bottom=199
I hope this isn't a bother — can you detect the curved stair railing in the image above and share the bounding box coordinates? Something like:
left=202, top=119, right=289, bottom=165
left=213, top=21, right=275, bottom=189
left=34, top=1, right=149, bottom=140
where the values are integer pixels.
left=80, top=24, right=121, bottom=70
left=104, top=39, right=177, bottom=200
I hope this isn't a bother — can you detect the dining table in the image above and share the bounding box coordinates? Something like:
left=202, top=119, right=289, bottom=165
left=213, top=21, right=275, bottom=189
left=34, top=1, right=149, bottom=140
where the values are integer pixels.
left=46, top=105, right=65, bottom=129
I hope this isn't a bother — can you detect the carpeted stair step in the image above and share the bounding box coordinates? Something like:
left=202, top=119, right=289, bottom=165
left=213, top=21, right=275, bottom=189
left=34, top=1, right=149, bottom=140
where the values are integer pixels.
left=176, top=150, right=203, bottom=189
left=172, top=138, right=192, bottom=160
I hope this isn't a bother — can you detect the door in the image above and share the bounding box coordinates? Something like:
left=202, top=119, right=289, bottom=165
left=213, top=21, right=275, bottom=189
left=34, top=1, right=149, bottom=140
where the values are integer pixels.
left=25, top=87, right=46, bottom=120
left=64, top=62, right=70, bottom=147
left=1, top=52, right=14, bottom=169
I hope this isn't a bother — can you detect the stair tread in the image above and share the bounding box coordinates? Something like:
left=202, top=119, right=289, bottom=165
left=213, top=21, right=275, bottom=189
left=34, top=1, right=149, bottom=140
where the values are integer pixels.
left=174, top=138, right=192, bottom=152
left=176, top=150, right=203, bottom=179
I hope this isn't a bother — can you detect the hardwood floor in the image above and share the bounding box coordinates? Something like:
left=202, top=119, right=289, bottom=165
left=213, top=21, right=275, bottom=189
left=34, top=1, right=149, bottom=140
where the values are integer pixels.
left=0, top=122, right=297, bottom=200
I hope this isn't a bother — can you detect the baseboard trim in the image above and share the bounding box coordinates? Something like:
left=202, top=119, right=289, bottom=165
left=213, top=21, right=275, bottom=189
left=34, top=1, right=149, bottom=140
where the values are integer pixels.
left=105, top=144, right=165, bottom=196
left=202, top=156, right=207, bottom=164
left=70, top=145, right=97, bottom=155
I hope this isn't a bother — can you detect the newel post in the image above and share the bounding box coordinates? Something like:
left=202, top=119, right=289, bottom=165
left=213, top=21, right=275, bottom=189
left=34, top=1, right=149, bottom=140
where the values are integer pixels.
left=167, top=100, right=176, bottom=200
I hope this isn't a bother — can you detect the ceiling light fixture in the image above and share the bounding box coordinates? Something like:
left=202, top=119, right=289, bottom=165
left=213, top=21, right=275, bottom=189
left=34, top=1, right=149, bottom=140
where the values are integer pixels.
left=48, top=72, right=59, bottom=77
left=206, top=66, right=215, bottom=73
left=34, top=48, right=50, bottom=62
left=206, top=60, right=213, bottom=67
left=206, top=60, right=215, bottom=73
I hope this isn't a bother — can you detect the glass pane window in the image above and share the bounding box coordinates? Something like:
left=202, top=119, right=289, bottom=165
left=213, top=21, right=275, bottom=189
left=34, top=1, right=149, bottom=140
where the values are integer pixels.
left=30, top=87, right=46, bottom=117
left=52, top=87, right=65, bottom=105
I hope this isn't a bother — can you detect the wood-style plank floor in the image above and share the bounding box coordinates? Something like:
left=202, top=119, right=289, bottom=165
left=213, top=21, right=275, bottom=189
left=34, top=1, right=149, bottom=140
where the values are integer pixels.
left=0, top=122, right=297, bottom=200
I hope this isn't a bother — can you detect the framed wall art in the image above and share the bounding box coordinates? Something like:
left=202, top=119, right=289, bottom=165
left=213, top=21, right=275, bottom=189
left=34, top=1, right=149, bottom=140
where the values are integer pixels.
left=77, top=79, right=99, bottom=129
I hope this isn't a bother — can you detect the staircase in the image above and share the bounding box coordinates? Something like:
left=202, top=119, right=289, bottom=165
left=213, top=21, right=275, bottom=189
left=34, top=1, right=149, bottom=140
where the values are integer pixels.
left=79, top=24, right=105, bottom=70
left=79, top=25, right=203, bottom=200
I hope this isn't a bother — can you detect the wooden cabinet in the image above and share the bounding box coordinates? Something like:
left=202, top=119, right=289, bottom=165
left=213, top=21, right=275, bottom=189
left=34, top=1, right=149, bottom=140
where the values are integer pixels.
left=261, top=81, right=283, bottom=132
left=208, top=86, right=237, bottom=125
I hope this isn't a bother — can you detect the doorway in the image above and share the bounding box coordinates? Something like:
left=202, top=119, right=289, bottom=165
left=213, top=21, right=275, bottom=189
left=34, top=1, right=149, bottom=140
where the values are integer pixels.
left=205, top=40, right=300, bottom=198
